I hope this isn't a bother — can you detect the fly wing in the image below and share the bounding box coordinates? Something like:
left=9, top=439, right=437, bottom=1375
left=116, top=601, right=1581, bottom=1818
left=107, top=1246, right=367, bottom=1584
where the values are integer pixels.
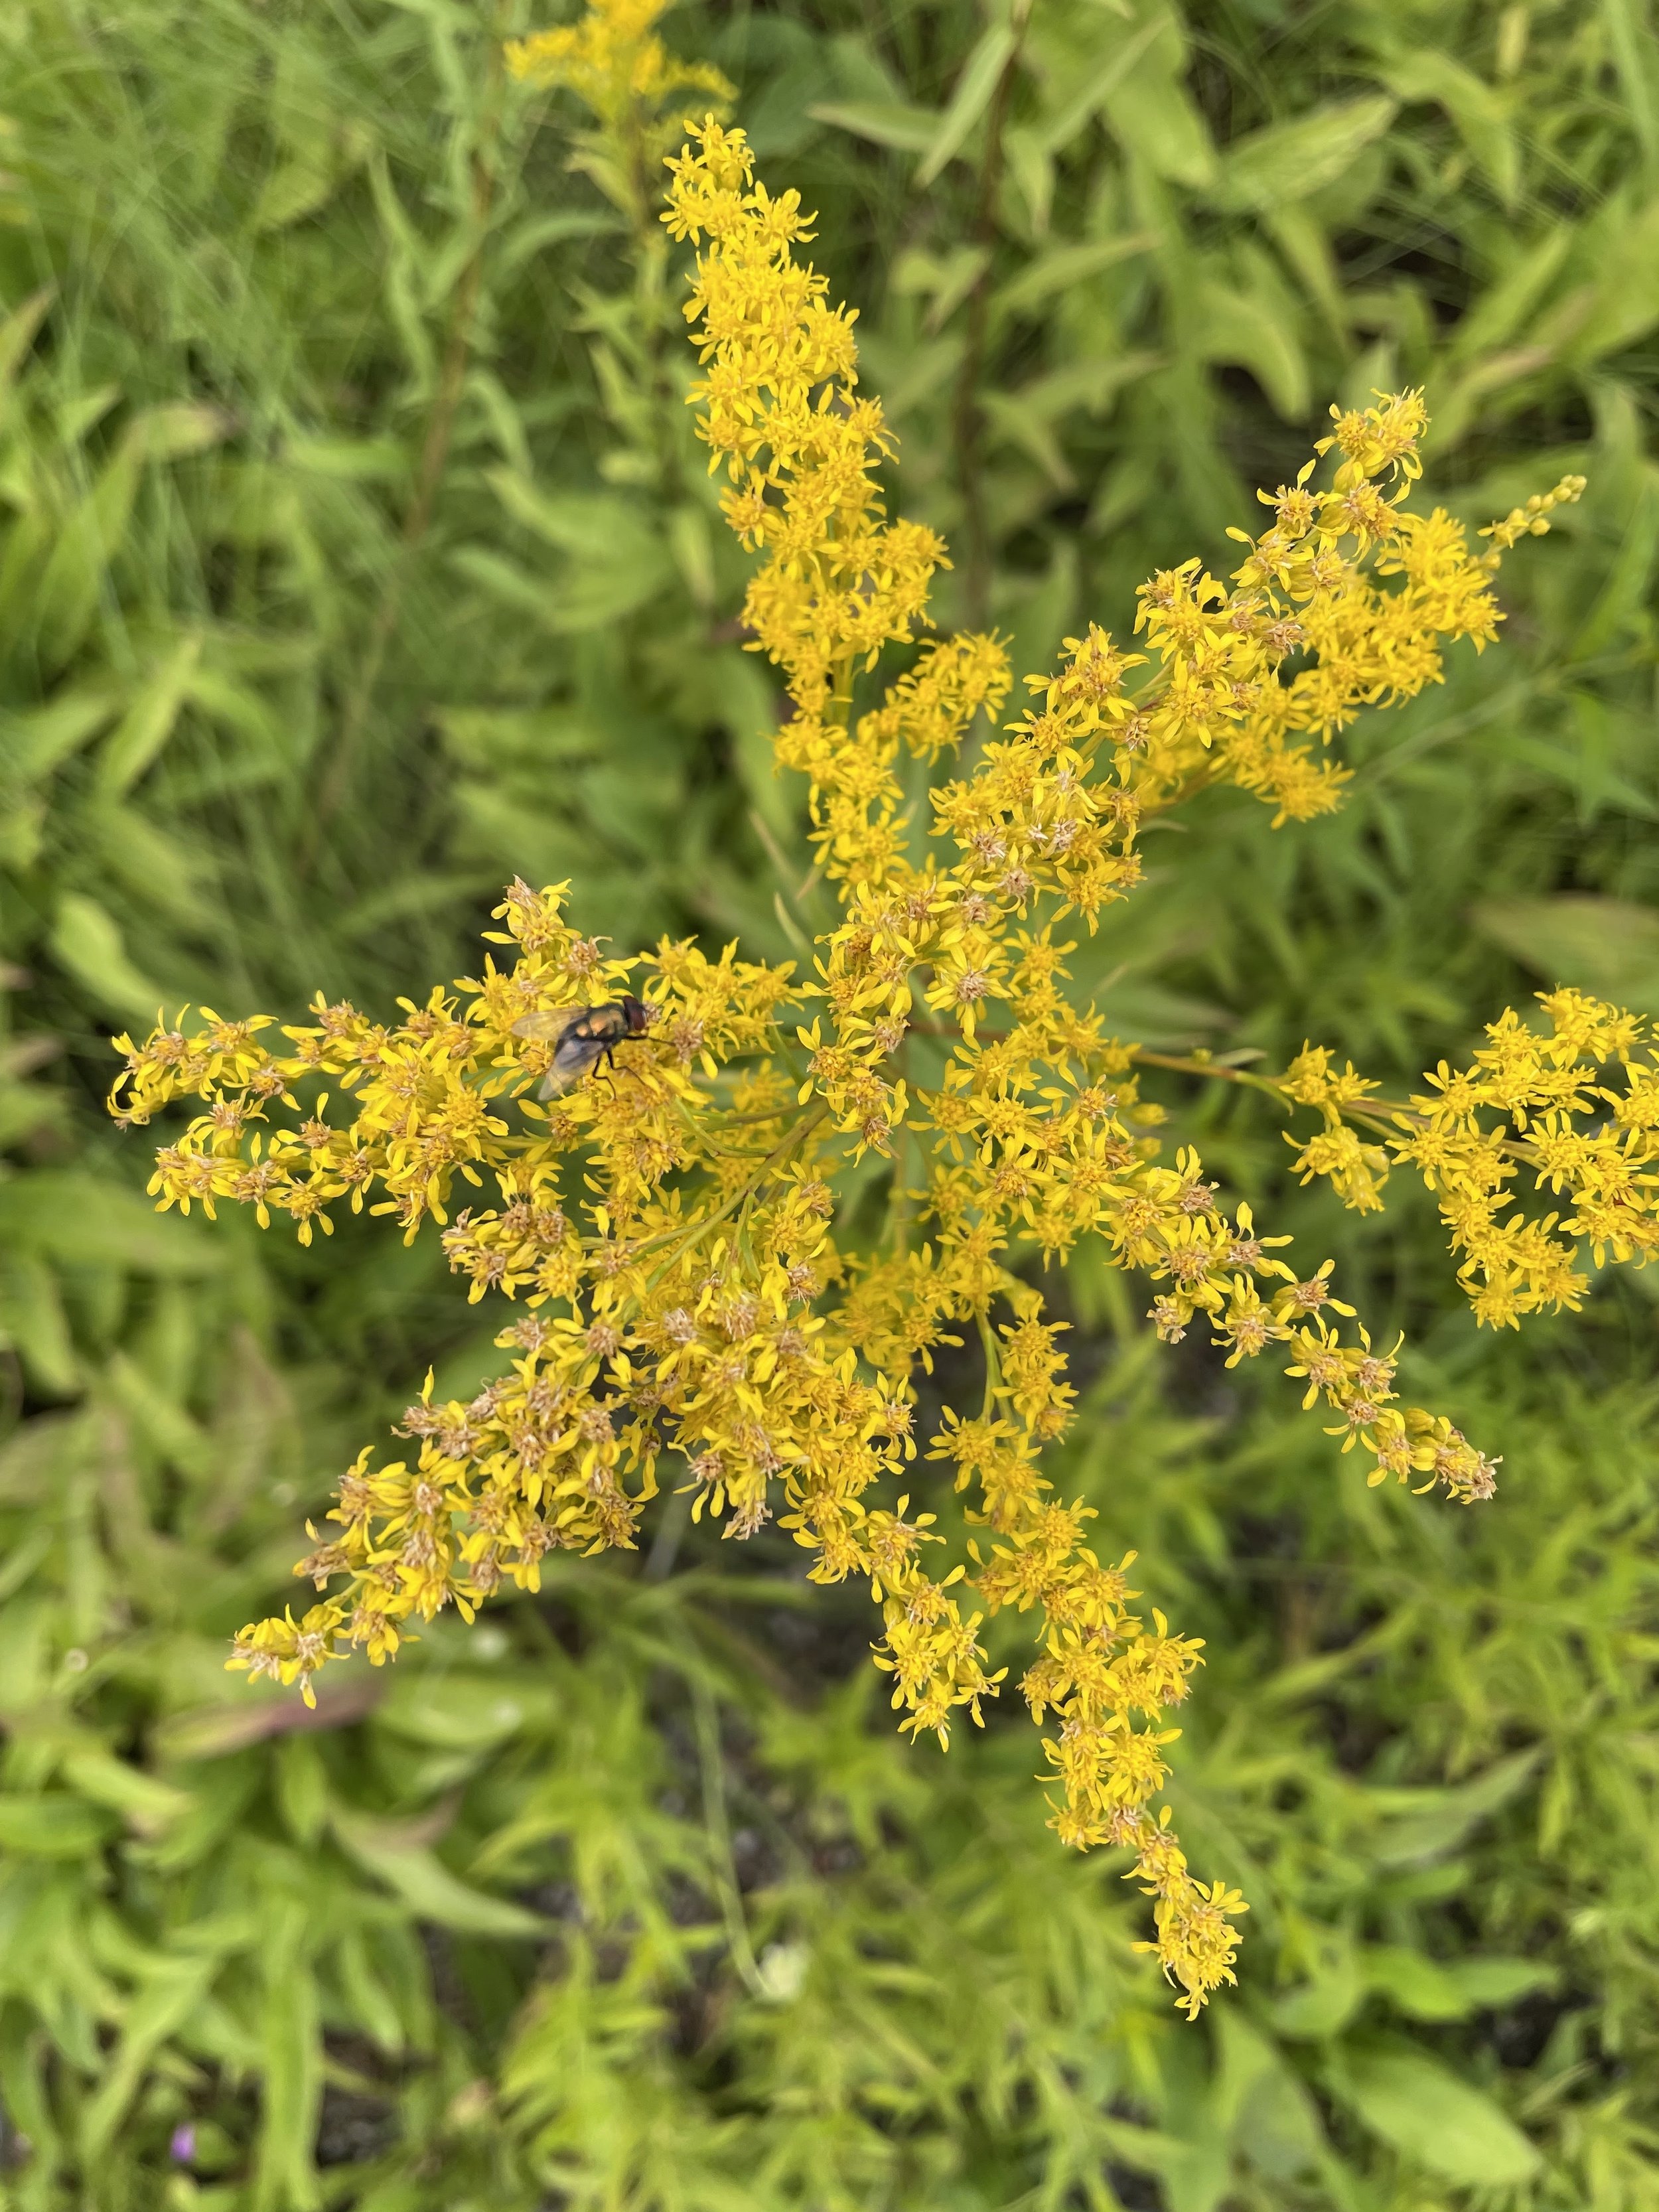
left=536, top=1062, right=586, bottom=1100
left=512, top=1006, right=596, bottom=1098
left=511, top=1007, right=587, bottom=1044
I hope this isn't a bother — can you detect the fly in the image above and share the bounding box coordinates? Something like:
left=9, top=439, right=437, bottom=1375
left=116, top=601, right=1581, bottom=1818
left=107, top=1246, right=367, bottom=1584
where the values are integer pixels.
left=511, top=996, right=652, bottom=1098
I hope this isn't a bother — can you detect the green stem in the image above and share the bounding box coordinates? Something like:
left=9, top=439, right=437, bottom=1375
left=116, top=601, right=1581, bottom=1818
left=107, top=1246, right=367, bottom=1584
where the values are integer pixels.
left=687, top=1663, right=766, bottom=1998
left=703, top=1103, right=802, bottom=1128
left=1127, top=1047, right=1293, bottom=1109
left=977, top=1307, right=1003, bottom=1422
left=644, top=1481, right=691, bottom=1582
left=638, top=1103, right=829, bottom=1286
left=1129, top=1048, right=1544, bottom=1170
left=886, top=1116, right=914, bottom=1259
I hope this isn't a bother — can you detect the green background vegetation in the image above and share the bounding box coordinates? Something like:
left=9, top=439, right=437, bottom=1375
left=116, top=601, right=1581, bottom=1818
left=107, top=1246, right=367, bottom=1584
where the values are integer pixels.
left=1, top=0, right=1657, bottom=2203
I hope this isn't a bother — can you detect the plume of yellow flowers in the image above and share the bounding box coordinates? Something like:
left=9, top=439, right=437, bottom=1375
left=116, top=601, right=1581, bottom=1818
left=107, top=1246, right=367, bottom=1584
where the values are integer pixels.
left=506, top=0, right=729, bottom=139
left=107, top=63, right=1601, bottom=2018
left=1279, top=989, right=1659, bottom=1325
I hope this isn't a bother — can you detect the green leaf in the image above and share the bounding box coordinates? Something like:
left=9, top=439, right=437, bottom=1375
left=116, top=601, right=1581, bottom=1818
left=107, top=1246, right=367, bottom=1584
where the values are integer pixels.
left=547, top=558, right=678, bottom=634
left=256, top=1903, right=323, bottom=2209
left=0, top=285, right=52, bottom=398
left=1565, top=197, right=1659, bottom=363
left=0, top=688, right=122, bottom=785
left=991, top=232, right=1157, bottom=320
left=1444, top=230, right=1574, bottom=368
left=1159, top=2136, right=1230, bottom=2212
left=334, top=1815, right=548, bottom=1938
left=273, top=1735, right=329, bottom=1847
left=982, top=389, right=1074, bottom=487
left=0, top=1793, right=117, bottom=1857
left=1362, top=1943, right=1475, bottom=2022
left=130, top=402, right=236, bottom=463
left=472, top=477, right=674, bottom=630
left=96, top=633, right=202, bottom=798
left=1472, top=896, right=1659, bottom=1015
left=0, top=1251, right=78, bottom=1397
left=374, top=1672, right=556, bottom=1751
left=914, top=23, right=1018, bottom=190
left=252, top=155, right=338, bottom=233
left=1445, top=1956, right=1558, bottom=2008
left=30, top=441, right=142, bottom=672
left=1371, top=1748, right=1542, bottom=1868
left=892, top=244, right=992, bottom=329
left=1006, top=351, right=1161, bottom=424
left=483, top=475, right=653, bottom=560
left=1003, top=122, right=1056, bottom=233
left=1097, top=7, right=1216, bottom=188
left=447, top=544, right=555, bottom=621
left=82, top=1954, right=220, bottom=2154
left=1194, top=270, right=1309, bottom=420
left=0, top=1173, right=217, bottom=1277
left=435, top=716, right=597, bottom=778
left=1603, top=0, right=1659, bottom=181
left=61, top=1750, right=193, bottom=1838
left=57, top=384, right=122, bottom=448
left=1028, top=13, right=1164, bottom=157
left=1271, top=1943, right=1364, bottom=2039
left=48, top=894, right=169, bottom=1021
left=497, top=207, right=624, bottom=273
left=1212, top=2010, right=1323, bottom=2175
left=1208, top=97, right=1397, bottom=214
left=1380, top=49, right=1519, bottom=208
left=1340, top=2048, right=1541, bottom=2185
left=806, top=100, right=940, bottom=154
left=1573, top=474, right=1659, bottom=657
left=283, top=436, right=408, bottom=481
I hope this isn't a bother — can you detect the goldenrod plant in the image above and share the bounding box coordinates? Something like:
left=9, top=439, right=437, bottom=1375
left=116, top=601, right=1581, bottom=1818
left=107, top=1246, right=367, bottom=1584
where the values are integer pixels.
left=7, top=0, right=1658, bottom=2195
left=106, top=1, right=1624, bottom=2024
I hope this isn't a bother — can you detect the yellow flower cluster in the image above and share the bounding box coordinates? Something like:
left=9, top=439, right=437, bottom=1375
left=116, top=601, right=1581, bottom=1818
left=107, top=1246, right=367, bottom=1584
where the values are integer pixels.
left=1120, top=420, right=1584, bottom=830
left=108, top=78, right=1587, bottom=2018
left=665, top=121, right=950, bottom=738
left=1240, top=992, right=1659, bottom=1333
left=1282, top=1043, right=1392, bottom=1213
left=506, top=0, right=729, bottom=135
left=1396, top=989, right=1659, bottom=1327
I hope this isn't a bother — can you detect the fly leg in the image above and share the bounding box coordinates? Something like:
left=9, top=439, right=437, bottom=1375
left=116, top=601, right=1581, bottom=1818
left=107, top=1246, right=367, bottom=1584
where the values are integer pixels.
left=594, top=1038, right=644, bottom=1095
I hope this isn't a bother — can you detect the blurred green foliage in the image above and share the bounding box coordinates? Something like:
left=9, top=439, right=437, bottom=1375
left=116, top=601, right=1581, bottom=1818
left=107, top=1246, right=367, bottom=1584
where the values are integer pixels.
left=1, top=0, right=1657, bottom=2203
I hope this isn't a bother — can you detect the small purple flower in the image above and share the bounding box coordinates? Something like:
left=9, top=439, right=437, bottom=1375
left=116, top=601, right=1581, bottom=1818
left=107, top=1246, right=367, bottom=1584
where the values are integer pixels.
left=169, top=2124, right=196, bottom=2164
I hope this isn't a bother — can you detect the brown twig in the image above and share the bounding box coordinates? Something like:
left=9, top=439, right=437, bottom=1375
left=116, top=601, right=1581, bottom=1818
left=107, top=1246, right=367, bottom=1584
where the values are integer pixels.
left=157, top=1676, right=385, bottom=1757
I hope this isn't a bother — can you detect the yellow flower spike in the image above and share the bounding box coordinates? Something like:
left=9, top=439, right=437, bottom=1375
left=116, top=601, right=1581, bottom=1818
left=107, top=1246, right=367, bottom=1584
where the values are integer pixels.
left=506, top=0, right=732, bottom=150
